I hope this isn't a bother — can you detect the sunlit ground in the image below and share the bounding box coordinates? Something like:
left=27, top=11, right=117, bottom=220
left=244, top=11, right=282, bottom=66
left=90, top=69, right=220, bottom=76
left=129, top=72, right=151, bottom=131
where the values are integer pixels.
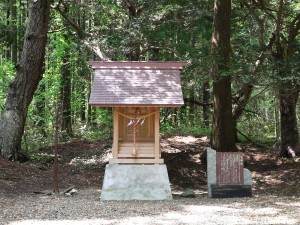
left=167, top=136, right=207, bottom=144
left=6, top=201, right=300, bottom=225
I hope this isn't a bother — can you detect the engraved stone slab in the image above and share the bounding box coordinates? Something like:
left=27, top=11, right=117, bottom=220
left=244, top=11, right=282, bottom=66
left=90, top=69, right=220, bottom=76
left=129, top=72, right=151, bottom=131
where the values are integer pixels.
left=216, top=152, right=244, bottom=185
left=207, top=148, right=252, bottom=198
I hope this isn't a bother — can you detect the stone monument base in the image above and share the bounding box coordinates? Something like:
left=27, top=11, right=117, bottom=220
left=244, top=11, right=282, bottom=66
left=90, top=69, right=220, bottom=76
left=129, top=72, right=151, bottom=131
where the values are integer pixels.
left=100, top=164, right=173, bottom=200
left=211, top=184, right=252, bottom=198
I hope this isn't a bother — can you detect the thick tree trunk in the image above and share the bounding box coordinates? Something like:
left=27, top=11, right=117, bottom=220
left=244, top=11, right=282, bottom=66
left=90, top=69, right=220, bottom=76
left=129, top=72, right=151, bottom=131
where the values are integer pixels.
left=279, top=88, right=300, bottom=157
left=211, top=0, right=237, bottom=152
left=0, top=0, right=51, bottom=160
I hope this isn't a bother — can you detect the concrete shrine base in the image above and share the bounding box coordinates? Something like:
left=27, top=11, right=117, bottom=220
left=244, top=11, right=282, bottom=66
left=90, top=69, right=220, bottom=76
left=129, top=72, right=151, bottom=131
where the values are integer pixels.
left=100, top=164, right=173, bottom=200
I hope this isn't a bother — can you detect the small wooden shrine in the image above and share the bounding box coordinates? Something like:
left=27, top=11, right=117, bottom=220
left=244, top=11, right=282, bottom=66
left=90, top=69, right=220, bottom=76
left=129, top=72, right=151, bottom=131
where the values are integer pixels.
left=89, top=61, right=186, bottom=164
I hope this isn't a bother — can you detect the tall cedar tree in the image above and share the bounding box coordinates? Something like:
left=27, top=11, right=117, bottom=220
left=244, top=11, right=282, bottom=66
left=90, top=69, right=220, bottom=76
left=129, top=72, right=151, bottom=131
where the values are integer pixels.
left=275, top=0, right=300, bottom=157
left=0, top=0, right=52, bottom=160
left=211, top=0, right=237, bottom=152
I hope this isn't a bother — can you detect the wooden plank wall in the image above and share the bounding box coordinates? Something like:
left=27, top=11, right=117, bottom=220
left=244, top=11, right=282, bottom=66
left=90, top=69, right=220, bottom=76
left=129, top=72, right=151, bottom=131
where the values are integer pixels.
left=110, top=107, right=163, bottom=164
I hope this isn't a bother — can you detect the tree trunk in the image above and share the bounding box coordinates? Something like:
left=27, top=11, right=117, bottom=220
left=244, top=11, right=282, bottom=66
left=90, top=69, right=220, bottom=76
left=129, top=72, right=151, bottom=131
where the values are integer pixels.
left=189, top=88, right=195, bottom=125
left=35, top=83, right=47, bottom=137
left=232, top=84, right=254, bottom=142
left=10, top=0, right=18, bottom=64
left=274, top=96, right=280, bottom=140
left=211, top=0, right=237, bottom=152
left=87, top=71, right=95, bottom=125
left=78, top=44, right=86, bottom=122
left=80, top=88, right=86, bottom=122
left=61, top=53, right=73, bottom=140
left=202, top=80, right=210, bottom=128
left=6, top=8, right=11, bottom=60
left=279, top=88, right=300, bottom=157
left=0, top=0, right=51, bottom=160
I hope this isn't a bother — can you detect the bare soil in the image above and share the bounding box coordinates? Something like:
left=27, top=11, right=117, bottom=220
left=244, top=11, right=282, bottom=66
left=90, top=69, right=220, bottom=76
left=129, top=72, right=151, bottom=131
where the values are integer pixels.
left=1, top=136, right=300, bottom=224
left=1, top=135, right=300, bottom=197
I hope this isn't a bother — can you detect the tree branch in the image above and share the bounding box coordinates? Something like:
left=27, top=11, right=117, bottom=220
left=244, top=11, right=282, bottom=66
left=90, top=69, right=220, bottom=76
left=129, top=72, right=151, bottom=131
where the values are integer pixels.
left=236, top=129, right=253, bottom=143
left=232, top=84, right=254, bottom=121
left=53, top=1, right=110, bottom=61
left=241, top=0, right=266, bottom=49
left=275, top=0, right=284, bottom=52
left=83, top=40, right=110, bottom=61
left=184, top=98, right=212, bottom=107
left=48, top=27, right=67, bottom=33
left=55, top=6, right=85, bottom=37
left=288, top=13, right=300, bottom=45
left=232, top=44, right=269, bottom=124
left=140, top=46, right=179, bottom=58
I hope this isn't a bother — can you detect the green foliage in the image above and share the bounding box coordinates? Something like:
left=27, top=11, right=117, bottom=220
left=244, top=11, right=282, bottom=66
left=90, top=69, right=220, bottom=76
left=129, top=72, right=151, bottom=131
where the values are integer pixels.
left=236, top=88, right=279, bottom=141
left=1, top=0, right=299, bottom=155
left=0, top=59, right=15, bottom=109
left=30, top=153, right=55, bottom=163
left=161, top=122, right=210, bottom=137
left=161, top=108, right=211, bottom=137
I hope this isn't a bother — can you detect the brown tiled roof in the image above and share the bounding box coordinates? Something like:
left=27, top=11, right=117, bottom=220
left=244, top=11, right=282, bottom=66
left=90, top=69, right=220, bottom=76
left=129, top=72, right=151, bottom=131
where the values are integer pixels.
left=88, top=62, right=186, bottom=107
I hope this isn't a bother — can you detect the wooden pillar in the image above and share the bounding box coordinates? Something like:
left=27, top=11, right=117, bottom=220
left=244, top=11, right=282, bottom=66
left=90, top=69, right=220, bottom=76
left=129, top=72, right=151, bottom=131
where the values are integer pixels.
left=113, top=108, right=119, bottom=160
left=154, top=109, right=160, bottom=160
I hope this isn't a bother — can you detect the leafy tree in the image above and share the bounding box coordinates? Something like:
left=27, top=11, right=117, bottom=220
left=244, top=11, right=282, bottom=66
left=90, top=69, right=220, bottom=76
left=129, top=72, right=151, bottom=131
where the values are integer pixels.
left=0, top=0, right=298, bottom=159
left=0, top=0, right=52, bottom=160
left=240, top=0, right=300, bottom=156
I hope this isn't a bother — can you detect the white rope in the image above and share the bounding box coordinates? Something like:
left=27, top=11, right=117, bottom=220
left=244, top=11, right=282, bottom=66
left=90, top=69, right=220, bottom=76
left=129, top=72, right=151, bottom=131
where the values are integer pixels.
left=115, top=110, right=158, bottom=120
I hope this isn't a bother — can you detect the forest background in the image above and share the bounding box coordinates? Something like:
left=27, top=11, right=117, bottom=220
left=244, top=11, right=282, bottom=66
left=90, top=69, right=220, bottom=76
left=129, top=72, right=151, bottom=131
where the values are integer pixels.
left=0, top=0, right=299, bottom=160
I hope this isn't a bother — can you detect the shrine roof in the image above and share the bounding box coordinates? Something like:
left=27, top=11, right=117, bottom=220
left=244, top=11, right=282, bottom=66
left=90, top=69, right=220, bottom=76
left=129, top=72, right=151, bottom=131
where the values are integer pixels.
left=88, top=61, right=186, bottom=107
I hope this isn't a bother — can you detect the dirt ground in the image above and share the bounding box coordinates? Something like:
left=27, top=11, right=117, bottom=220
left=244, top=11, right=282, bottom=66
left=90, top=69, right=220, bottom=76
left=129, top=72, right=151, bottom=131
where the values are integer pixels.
left=1, top=135, right=300, bottom=197
left=0, top=136, right=300, bottom=225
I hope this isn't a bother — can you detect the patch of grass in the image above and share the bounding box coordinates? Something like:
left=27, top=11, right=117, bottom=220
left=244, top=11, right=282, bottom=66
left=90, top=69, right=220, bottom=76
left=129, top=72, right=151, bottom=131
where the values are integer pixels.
left=161, top=123, right=211, bottom=137
left=30, top=153, right=55, bottom=163
left=69, top=156, right=101, bottom=171
left=237, top=134, right=278, bottom=146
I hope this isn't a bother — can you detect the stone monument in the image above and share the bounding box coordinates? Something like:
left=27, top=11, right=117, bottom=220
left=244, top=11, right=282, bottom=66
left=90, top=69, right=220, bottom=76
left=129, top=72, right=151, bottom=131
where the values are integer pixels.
left=207, top=147, right=252, bottom=198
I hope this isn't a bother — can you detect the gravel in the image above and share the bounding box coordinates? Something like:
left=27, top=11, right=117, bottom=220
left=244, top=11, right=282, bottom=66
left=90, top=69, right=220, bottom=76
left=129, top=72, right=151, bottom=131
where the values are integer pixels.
left=1, top=189, right=300, bottom=225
